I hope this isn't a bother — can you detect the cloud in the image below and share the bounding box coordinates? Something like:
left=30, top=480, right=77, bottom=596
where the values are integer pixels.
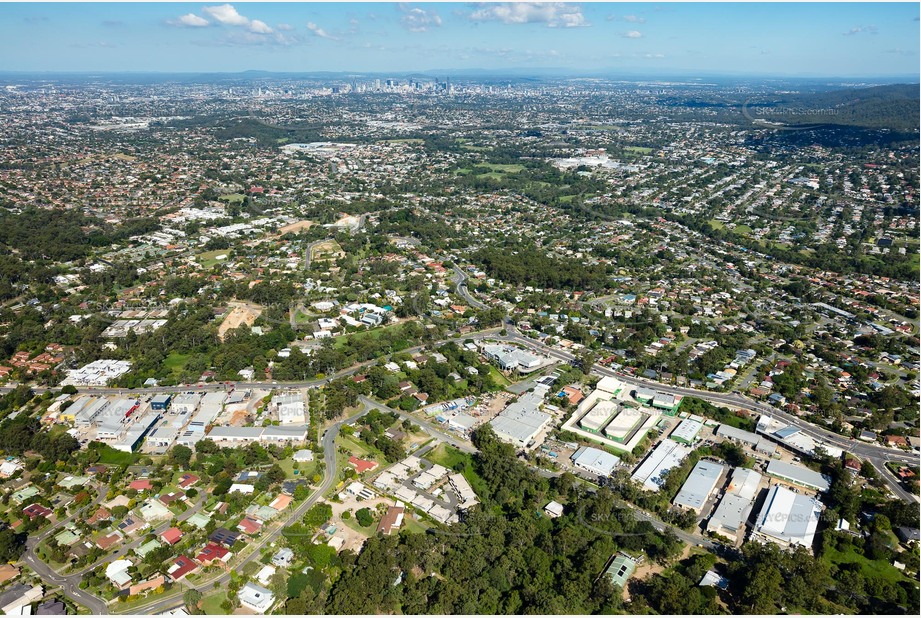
left=623, top=15, right=646, bottom=23
left=399, top=4, right=442, bottom=32
left=276, top=23, right=294, bottom=31
left=202, top=4, right=249, bottom=27
left=843, top=25, right=877, bottom=35
left=885, top=48, right=913, bottom=56
left=248, top=19, right=273, bottom=34
left=169, top=13, right=210, bottom=28
left=623, top=30, right=642, bottom=39
left=469, top=2, right=588, bottom=28
left=307, top=22, right=339, bottom=40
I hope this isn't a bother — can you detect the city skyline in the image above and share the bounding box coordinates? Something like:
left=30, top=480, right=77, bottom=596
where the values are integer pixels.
left=1, top=2, right=919, bottom=78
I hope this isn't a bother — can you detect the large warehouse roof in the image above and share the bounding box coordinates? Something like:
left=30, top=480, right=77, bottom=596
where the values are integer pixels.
left=631, top=439, right=691, bottom=492
left=754, top=485, right=822, bottom=548
left=571, top=446, right=621, bottom=477
left=673, top=460, right=726, bottom=512
left=766, top=460, right=831, bottom=492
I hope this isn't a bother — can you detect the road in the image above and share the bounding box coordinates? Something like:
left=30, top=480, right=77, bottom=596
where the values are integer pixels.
left=358, top=395, right=476, bottom=455
left=114, top=405, right=370, bottom=615
left=452, top=266, right=487, bottom=310
left=20, top=484, right=110, bottom=614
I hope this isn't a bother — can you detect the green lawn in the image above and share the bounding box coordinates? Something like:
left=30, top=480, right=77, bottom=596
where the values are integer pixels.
left=624, top=146, right=653, bottom=154
left=90, top=443, right=139, bottom=466
left=487, top=365, right=511, bottom=387
left=379, top=138, right=423, bottom=144
left=427, top=443, right=468, bottom=470
left=163, top=352, right=190, bottom=377
left=821, top=542, right=908, bottom=585
left=195, top=249, right=230, bottom=269
left=200, top=591, right=228, bottom=615
left=476, top=163, right=524, bottom=173
left=707, top=219, right=726, bottom=230
left=476, top=172, right=505, bottom=181
left=218, top=193, right=245, bottom=204
left=426, top=444, right=489, bottom=499
left=332, top=322, right=407, bottom=350
left=278, top=457, right=318, bottom=480
left=732, top=224, right=753, bottom=235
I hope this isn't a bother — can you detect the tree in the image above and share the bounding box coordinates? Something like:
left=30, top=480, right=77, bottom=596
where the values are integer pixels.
left=183, top=589, right=202, bottom=611
left=356, top=508, right=373, bottom=527
left=0, top=528, right=27, bottom=563
left=168, top=445, right=193, bottom=469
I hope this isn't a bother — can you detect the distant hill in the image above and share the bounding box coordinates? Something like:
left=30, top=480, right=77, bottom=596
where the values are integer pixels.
left=746, top=84, right=920, bottom=131
left=659, top=84, right=920, bottom=133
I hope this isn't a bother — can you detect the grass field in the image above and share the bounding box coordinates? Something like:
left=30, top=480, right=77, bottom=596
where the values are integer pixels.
left=427, top=443, right=490, bottom=498
left=476, top=163, right=525, bottom=173
left=90, top=443, right=139, bottom=466
left=732, top=224, right=753, bottom=235
left=278, top=457, right=318, bottom=481
left=707, top=219, right=726, bottom=230
left=163, top=352, right=190, bottom=378
left=195, top=249, right=230, bottom=269
left=624, top=146, right=653, bottom=154
left=379, top=138, right=424, bottom=144
left=487, top=365, right=511, bottom=387
left=821, top=542, right=908, bottom=585
left=218, top=193, right=245, bottom=204
left=200, top=591, right=228, bottom=615
left=332, top=322, right=406, bottom=350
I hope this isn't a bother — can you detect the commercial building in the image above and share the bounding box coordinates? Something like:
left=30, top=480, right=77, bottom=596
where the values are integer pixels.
left=150, top=394, right=172, bottom=411
left=571, top=446, right=621, bottom=477
left=715, top=424, right=776, bottom=456
left=672, top=460, right=727, bottom=513
left=488, top=385, right=552, bottom=449
left=756, top=416, right=843, bottom=459
left=578, top=400, right=619, bottom=434
left=631, top=439, right=691, bottom=491
left=271, top=393, right=306, bottom=424
left=765, top=460, right=831, bottom=493
left=481, top=343, right=545, bottom=373
left=752, top=484, right=822, bottom=549
left=707, top=468, right=763, bottom=539
left=670, top=415, right=704, bottom=445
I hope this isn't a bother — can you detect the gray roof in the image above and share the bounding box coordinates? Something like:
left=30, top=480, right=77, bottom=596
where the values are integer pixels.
left=673, top=460, right=726, bottom=511
left=766, top=460, right=831, bottom=492
left=571, top=446, right=621, bottom=476
left=755, top=485, right=821, bottom=547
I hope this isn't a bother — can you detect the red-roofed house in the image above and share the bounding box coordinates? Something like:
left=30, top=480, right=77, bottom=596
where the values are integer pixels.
left=196, top=543, right=232, bottom=566
left=269, top=494, right=292, bottom=511
left=178, top=474, right=200, bottom=489
left=237, top=517, right=263, bottom=536
left=167, top=556, right=198, bottom=581
left=129, top=479, right=153, bottom=491
left=161, top=527, right=183, bottom=545
left=348, top=456, right=378, bottom=474
left=23, top=503, right=52, bottom=520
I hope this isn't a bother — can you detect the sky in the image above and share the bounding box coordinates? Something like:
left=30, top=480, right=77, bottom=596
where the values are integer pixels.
left=1, top=2, right=919, bottom=78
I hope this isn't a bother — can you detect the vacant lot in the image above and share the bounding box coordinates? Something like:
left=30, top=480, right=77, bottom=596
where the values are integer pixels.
left=278, top=220, right=314, bottom=235
left=218, top=302, right=263, bottom=341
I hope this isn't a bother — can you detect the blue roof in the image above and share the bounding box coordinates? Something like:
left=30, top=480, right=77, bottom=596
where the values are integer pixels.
left=775, top=426, right=800, bottom=439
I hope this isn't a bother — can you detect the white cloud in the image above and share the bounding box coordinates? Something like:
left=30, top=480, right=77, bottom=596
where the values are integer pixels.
left=469, top=3, right=588, bottom=28
left=623, top=30, right=642, bottom=39
left=843, top=25, right=878, bottom=35
left=169, top=13, right=210, bottom=28
left=307, top=22, right=339, bottom=40
left=248, top=19, right=273, bottom=34
left=202, top=4, right=249, bottom=27
left=276, top=23, right=294, bottom=32
left=623, top=15, right=646, bottom=24
left=399, top=4, right=442, bottom=32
